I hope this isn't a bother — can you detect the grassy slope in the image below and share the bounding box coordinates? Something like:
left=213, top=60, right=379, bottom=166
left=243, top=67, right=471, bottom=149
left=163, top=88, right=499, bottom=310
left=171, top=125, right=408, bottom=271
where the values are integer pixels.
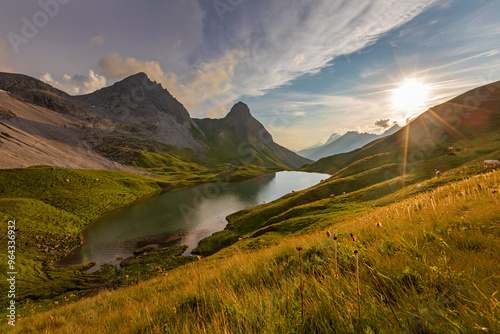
left=2, top=81, right=499, bottom=331
left=194, top=141, right=500, bottom=256
left=91, top=132, right=285, bottom=184
left=0, top=164, right=274, bottom=305
left=0, top=166, right=166, bottom=305
left=193, top=118, right=293, bottom=169
left=303, top=80, right=500, bottom=176
left=7, top=170, right=499, bottom=333
left=190, top=80, right=500, bottom=259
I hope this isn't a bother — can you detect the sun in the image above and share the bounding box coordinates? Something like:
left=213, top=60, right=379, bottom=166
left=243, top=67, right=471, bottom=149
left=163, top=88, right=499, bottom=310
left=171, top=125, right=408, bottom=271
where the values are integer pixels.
left=392, top=79, right=429, bottom=113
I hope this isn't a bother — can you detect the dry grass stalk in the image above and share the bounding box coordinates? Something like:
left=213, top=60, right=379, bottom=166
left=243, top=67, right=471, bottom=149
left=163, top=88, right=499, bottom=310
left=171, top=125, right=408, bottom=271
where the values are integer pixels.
left=333, top=234, right=339, bottom=296
left=296, top=247, right=305, bottom=325
left=353, top=249, right=361, bottom=322
left=48, top=315, right=55, bottom=332
left=196, top=256, right=205, bottom=318
left=364, top=262, right=401, bottom=329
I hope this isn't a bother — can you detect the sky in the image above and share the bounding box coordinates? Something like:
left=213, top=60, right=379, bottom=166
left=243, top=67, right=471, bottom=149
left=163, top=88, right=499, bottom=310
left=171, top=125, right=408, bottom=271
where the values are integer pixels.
left=1, top=0, right=499, bottom=151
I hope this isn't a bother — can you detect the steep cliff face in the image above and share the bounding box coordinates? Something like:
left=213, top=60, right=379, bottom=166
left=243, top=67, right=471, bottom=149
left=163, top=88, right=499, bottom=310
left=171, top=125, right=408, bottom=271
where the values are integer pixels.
left=195, top=102, right=311, bottom=169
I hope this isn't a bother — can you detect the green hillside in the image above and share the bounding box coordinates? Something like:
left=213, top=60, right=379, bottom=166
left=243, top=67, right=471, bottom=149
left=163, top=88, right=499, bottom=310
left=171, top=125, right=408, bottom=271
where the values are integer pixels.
left=0, top=164, right=271, bottom=304
left=1, top=81, right=499, bottom=333
left=194, top=118, right=292, bottom=169
left=5, top=169, right=499, bottom=333
left=193, top=81, right=500, bottom=256
left=304, top=80, right=500, bottom=175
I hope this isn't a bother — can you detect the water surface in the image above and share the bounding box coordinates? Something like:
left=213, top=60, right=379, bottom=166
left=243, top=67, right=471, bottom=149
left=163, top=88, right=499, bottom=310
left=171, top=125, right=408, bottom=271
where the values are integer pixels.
left=59, top=171, right=329, bottom=272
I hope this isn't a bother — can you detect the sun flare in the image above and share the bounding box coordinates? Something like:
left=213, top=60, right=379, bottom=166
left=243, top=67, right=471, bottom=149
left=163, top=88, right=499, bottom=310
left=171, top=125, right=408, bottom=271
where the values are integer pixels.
left=392, top=79, right=429, bottom=113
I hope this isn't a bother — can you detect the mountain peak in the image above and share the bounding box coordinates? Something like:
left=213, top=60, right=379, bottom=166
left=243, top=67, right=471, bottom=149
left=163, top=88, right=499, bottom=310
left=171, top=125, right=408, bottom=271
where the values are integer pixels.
left=123, top=72, right=149, bottom=81
left=115, top=72, right=156, bottom=88
left=325, top=132, right=341, bottom=145
left=225, top=101, right=251, bottom=120
left=382, top=124, right=401, bottom=135
left=76, top=71, right=193, bottom=127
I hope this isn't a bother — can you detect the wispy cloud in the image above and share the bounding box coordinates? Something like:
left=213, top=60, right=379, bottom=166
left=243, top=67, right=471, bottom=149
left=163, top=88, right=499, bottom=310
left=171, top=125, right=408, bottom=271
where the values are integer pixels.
left=55, top=0, right=436, bottom=118
left=415, top=50, right=500, bottom=76
left=254, top=92, right=395, bottom=150
left=88, top=33, right=105, bottom=48
left=97, top=53, right=165, bottom=82
left=6, top=0, right=497, bottom=151
left=220, top=0, right=439, bottom=101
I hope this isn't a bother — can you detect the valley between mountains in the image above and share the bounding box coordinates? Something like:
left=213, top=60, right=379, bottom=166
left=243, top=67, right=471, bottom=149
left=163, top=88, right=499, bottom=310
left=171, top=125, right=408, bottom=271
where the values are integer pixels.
left=0, top=73, right=499, bottom=333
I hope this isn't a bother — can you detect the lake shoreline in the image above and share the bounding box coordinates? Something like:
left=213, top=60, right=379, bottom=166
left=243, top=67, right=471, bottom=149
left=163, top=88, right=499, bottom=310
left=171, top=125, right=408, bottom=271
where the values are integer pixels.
left=52, top=168, right=286, bottom=270
left=56, top=170, right=330, bottom=271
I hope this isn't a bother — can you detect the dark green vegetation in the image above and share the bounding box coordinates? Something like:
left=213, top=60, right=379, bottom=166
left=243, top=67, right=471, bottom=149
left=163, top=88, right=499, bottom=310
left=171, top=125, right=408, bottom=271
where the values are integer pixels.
left=0, top=166, right=163, bottom=307
left=0, top=164, right=273, bottom=308
left=193, top=102, right=310, bottom=169
left=195, top=80, right=500, bottom=256
left=0, top=72, right=304, bottom=309
left=114, top=246, right=198, bottom=287
left=7, top=170, right=500, bottom=333
left=1, top=78, right=499, bottom=332
left=194, top=144, right=499, bottom=257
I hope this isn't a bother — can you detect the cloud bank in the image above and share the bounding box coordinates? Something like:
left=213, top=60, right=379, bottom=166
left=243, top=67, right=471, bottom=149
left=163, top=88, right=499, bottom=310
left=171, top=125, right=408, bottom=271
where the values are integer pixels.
left=40, top=70, right=107, bottom=95
left=37, top=0, right=438, bottom=117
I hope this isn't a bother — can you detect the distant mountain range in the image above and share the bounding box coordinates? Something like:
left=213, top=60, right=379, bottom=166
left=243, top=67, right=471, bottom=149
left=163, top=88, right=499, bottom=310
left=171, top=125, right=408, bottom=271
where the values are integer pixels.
left=298, top=125, right=401, bottom=161
left=303, top=80, right=500, bottom=176
left=0, top=72, right=310, bottom=170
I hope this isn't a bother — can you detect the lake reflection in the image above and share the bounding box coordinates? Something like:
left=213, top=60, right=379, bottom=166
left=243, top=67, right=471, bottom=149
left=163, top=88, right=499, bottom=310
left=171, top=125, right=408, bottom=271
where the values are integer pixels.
left=58, top=171, right=329, bottom=272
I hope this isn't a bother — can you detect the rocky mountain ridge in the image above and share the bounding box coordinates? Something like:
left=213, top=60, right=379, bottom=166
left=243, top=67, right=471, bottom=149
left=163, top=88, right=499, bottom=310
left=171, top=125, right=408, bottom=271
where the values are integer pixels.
left=0, top=72, right=310, bottom=170
left=300, top=125, right=401, bottom=161
left=195, top=102, right=311, bottom=168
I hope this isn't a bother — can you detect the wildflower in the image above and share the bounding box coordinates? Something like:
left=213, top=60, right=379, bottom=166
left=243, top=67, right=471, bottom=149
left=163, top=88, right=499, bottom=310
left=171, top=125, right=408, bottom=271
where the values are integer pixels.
left=350, top=233, right=356, bottom=242
left=296, top=247, right=303, bottom=252
left=376, top=222, right=382, bottom=228
left=238, top=237, right=242, bottom=241
left=326, top=231, right=331, bottom=238
left=197, top=256, right=201, bottom=261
